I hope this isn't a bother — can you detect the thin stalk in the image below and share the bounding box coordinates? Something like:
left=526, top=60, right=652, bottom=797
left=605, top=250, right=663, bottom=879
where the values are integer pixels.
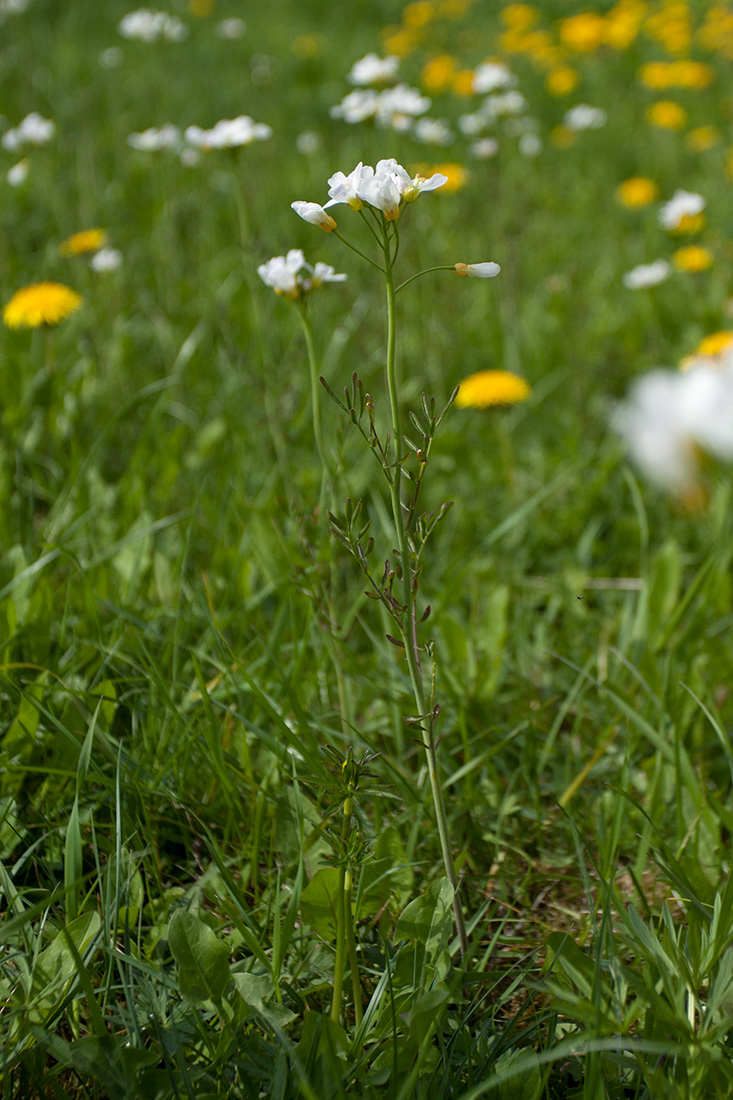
left=293, top=303, right=330, bottom=512
left=381, top=226, right=468, bottom=959
left=333, top=229, right=382, bottom=271
left=330, top=799, right=351, bottom=1024
left=344, top=866, right=363, bottom=1029
left=394, top=265, right=456, bottom=294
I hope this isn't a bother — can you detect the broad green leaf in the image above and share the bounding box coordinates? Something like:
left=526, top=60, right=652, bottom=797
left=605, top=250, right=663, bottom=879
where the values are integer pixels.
left=29, top=911, right=101, bottom=1023
left=490, top=1048, right=542, bottom=1100
left=234, top=972, right=296, bottom=1030
left=168, top=909, right=230, bottom=1005
left=299, top=867, right=340, bottom=938
left=395, top=877, right=454, bottom=953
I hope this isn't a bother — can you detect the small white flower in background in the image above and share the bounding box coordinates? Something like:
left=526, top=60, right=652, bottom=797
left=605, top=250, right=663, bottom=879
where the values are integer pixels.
left=0, top=0, right=30, bottom=15
left=412, top=117, right=454, bottom=146
left=180, top=147, right=200, bottom=167
left=614, top=361, right=733, bottom=494
left=374, top=85, right=431, bottom=130
left=347, top=52, right=399, bottom=86
left=658, top=189, right=705, bottom=231
left=458, top=111, right=486, bottom=137
left=330, top=89, right=380, bottom=125
left=563, top=104, right=607, bottom=131
left=296, top=130, right=322, bottom=156
left=184, top=116, right=271, bottom=150
left=6, top=159, right=29, bottom=186
left=454, top=262, right=501, bottom=278
left=215, top=17, right=246, bottom=39
left=469, top=137, right=499, bottom=159
left=484, top=91, right=527, bottom=118
left=472, top=61, right=517, bottom=95
left=258, top=250, right=346, bottom=298
left=127, top=124, right=181, bottom=151
left=518, top=133, right=543, bottom=157
left=99, top=46, right=123, bottom=68
left=622, top=259, right=671, bottom=289
left=291, top=201, right=337, bottom=231
left=90, top=247, right=122, bottom=272
left=118, top=9, right=187, bottom=42
left=2, top=112, right=55, bottom=151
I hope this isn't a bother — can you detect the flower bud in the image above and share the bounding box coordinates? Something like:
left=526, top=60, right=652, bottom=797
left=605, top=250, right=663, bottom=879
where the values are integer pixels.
left=290, top=201, right=337, bottom=232
left=454, top=261, right=501, bottom=278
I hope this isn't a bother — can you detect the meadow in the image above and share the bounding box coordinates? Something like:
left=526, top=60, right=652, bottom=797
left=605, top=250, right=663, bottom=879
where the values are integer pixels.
left=2, top=0, right=733, bottom=1096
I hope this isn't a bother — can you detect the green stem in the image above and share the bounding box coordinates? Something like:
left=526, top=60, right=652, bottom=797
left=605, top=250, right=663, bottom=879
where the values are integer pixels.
left=344, top=866, right=363, bottom=1029
left=293, top=303, right=330, bottom=513
left=381, top=227, right=468, bottom=960
left=330, top=799, right=351, bottom=1024
left=333, top=229, right=382, bottom=271
left=394, top=265, right=456, bottom=295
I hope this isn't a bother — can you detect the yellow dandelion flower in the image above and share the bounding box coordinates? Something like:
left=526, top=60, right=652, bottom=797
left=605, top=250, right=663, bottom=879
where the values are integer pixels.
left=638, top=60, right=673, bottom=88
left=697, top=331, right=733, bottom=356
left=438, top=0, right=471, bottom=16
left=672, top=212, right=705, bottom=235
left=673, top=245, right=714, bottom=272
left=382, top=26, right=419, bottom=57
left=686, top=126, right=720, bottom=152
left=421, top=54, right=457, bottom=92
left=546, top=66, right=579, bottom=96
left=604, top=1, right=645, bottom=50
left=59, top=227, right=107, bottom=256
left=517, top=29, right=556, bottom=61
left=415, top=162, right=468, bottom=191
left=646, top=100, right=686, bottom=129
left=3, top=282, right=82, bottom=328
left=615, top=177, right=659, bottom=207
left=188, top=0, right=214, bottom=14
left=500, top=4, right=539, bottom=31
left=550, top=125, right=576, bottom=149
left=558, top=12, right=607, bottom=52
left=669, top=60, right=714, bottom=88
left=455, top=370, right=531, bottom=409
left=402, top=0, right=435, bottom=28
left=451, top=68, right=476, bottom=95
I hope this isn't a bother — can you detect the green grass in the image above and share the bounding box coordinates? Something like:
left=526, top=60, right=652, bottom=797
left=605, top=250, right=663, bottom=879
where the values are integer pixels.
left=2, top=0, right=733, bottom=1096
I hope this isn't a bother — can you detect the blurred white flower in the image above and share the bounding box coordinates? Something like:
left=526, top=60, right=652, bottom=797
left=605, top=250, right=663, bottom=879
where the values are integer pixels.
left=469, top=137, right=499, bottom=159
left=518, top=133, right=543, bottom=157
left=127, top=124, right=181, bottom=151
left=472, top=61, right=516, bottom=94
left=99, top=46, right=123, bottom=68
left=184, top=116, right=271, bottom=150
left=375, top=84, right=431, bottom=129
left=291, top=201, right=337, bottom=231
left=0, top=0, right=30, bottom=14
left=2, top=112, right=55, bottom=151
left=658, top=189, right=705, bottom=231
left=180, top=147, right=200, bottom=167
left=347, top=52, right=399, bottom=85
left=330, top=89, right=379, bottom=124
left=484, top=91, right=527, bottom=118
left=296, top=130, right=321, bottom=156
left=118, top=9, right=187, bottom=42
left=458, top=111, right=486, bottom=137
left=6, top=159, right=29, bottom=186
left=454, top=262, right=501, bottom=278
left=90, top=247, right=122, bottom=272
left=215, top=17, right=246, bottom=39
left=258, top=250, right=346, bottom=298
left=563, top=104, right=607, bottom=131
left=622, top=259, right=671, bottom=289
left=412, top=117, right=454, bottom=146
left=614, top=361, right=733, bottom=493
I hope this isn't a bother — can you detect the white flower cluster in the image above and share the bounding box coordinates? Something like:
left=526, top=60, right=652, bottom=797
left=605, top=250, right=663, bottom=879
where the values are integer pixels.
left=659, top=189, right=705, bottom=231
left=562, top=104, right=607, bottom=132
left=346, top=52, right=400, bottom=86
left=622, top=259, right=671, bottom=289
left=472, top=61, right=517, bottom=94
left=184, top=116, right=272, bottom=150
left=127, top=116, right=271, bottom=155
left=2, top=112, right=55, bottom=151
left=614, top=353, right=733, bottom=493
left=215, top=17, right=246, bottom=39
left=118, top=8, right=187, bottom=42
left=292, top=158, right=448, bottom=225
left=257, top=249, right=346, bottom=298
left=0, top=0, right=30, bottom=17
left=459, top=91, right=528, bottom=133
left=330, top=85, right=431, bottom=132
left=90, top=247, right=123, bottom=273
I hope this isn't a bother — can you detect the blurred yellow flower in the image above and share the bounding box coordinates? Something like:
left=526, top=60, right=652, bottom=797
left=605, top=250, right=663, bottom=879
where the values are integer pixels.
left=697, top=331, right=733, bottom=356
left=292, top=34, right=324, bottom=58
left=455, top=370, right=531, bottom=408
left=439, top=0, right=471, bottom=16
left=559, top=12, right=607, bottom=51
left=673, top=212, right=705, bottom=234
left=415, top=162, right=468, bottom=191
left=546, top=66, right=579, bottom=95
left=698, top=5, right=733, bottom=58
left=550, top=125, right=576, bottom=148
left=673, top=245, right=713, bottom=272
left=645, top=4, right=691, bottom=54
left=402, top=0, right=435, bottom=28
left=188, top=0, right=214, bottom=14
left=3, top=282, right=82, bottom=328
left=604, top=0, right=646, bottom=49
left=646, top=100, right=686, bottom=129
left=501, top=4, right=538, bottom=31
left=638, top=61, right=673, bottom=88
left=669, top=60, right=714, bottom=88
left=686, top=126, right=720, bottom=152
left=382, top=27, right=419, bottom=56
left=421, top=54, right=457, bottom=92
left=451, top=68, right=476, bottom=95
left=616, top=177, right=659, bottom=207
left=60, top=228, right=107, bottom=256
